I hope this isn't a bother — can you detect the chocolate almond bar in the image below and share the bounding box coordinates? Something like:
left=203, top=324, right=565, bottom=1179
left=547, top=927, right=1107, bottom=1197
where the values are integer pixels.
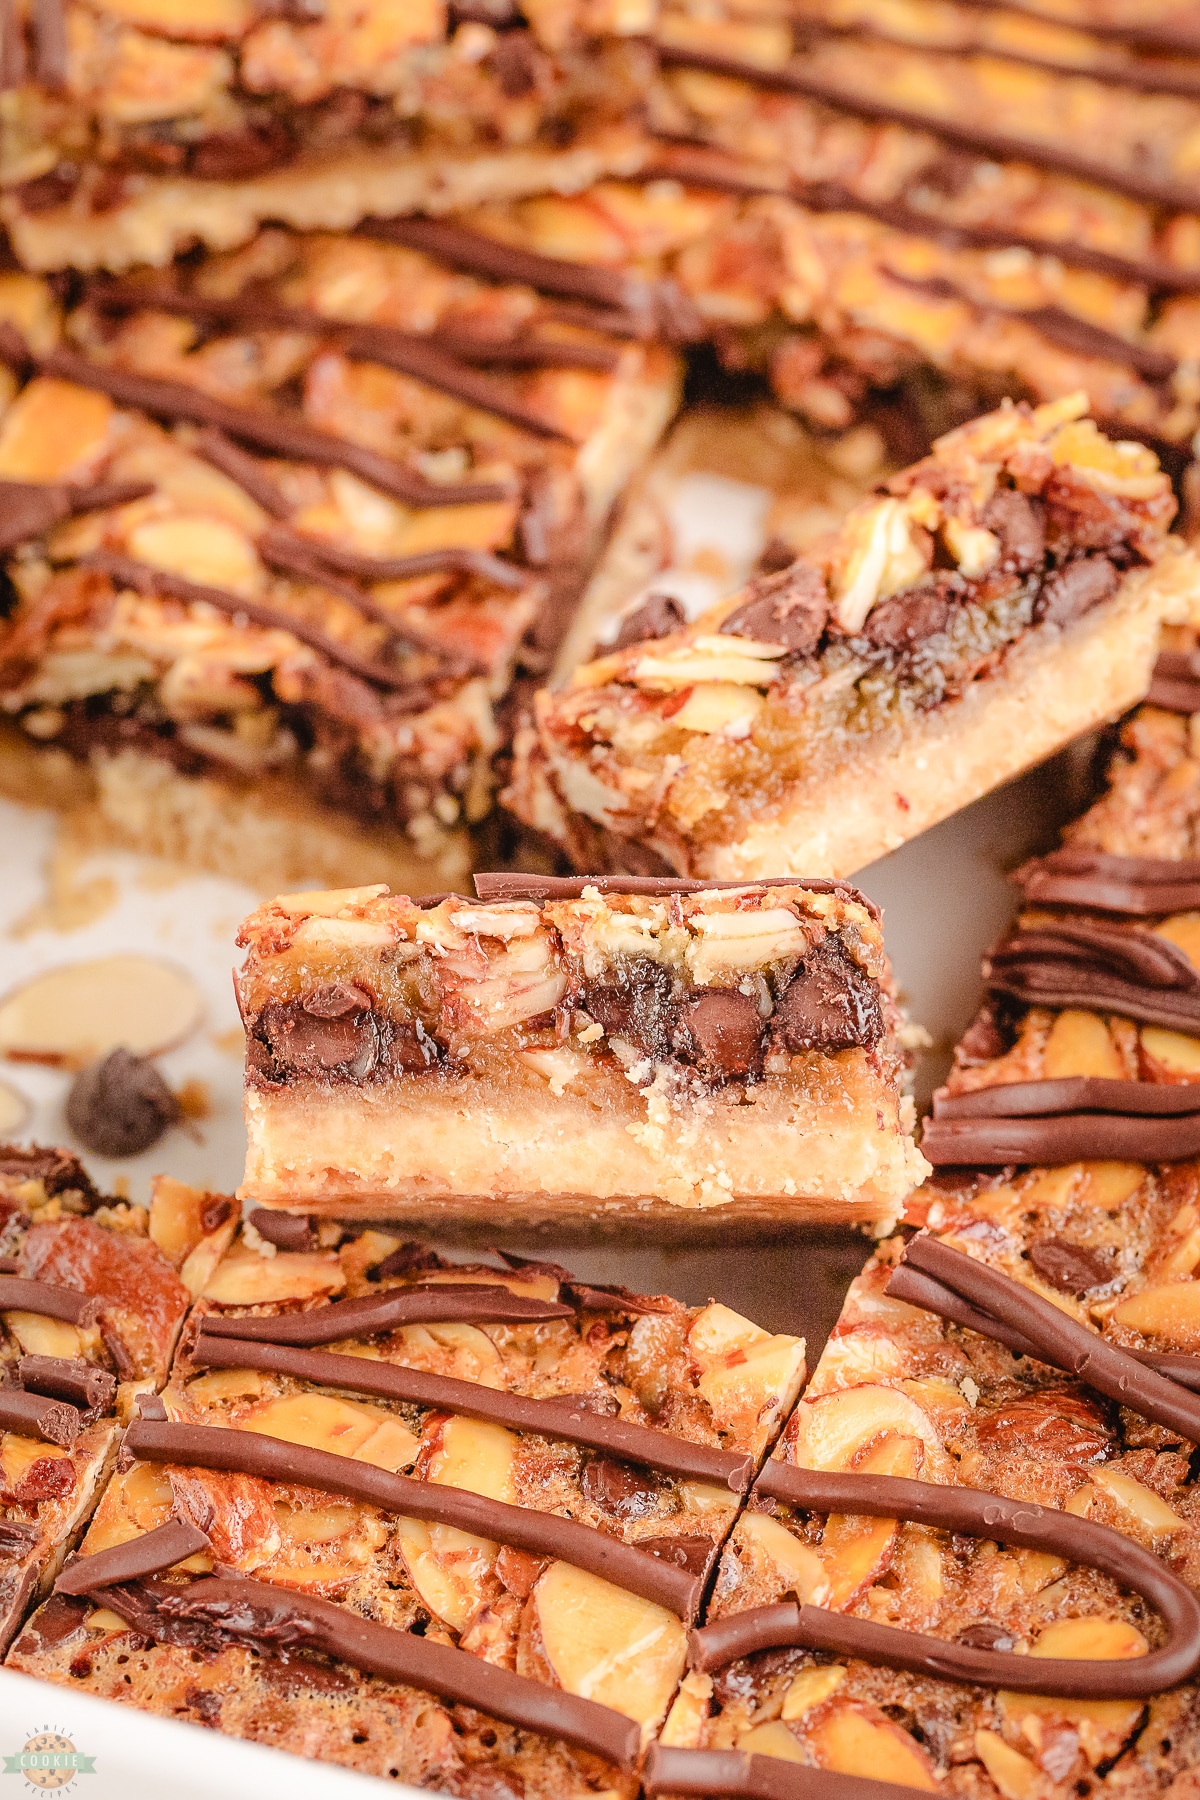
left=0, top=228, right=680, bottom=893
left=509, top=396, right=1195, bottom=881
left=0, top=1, right=656, bottom=274
left=237, top=875, right=925, bottom=1225
left=8, top=1222, right=807, bottom=1790
left=0, top=1147, right=193, bottom=1653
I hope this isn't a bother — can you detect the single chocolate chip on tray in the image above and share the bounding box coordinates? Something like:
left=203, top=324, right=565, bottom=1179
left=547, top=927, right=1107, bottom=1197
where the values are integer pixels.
left=65, top=1048, right=180, bottom=1158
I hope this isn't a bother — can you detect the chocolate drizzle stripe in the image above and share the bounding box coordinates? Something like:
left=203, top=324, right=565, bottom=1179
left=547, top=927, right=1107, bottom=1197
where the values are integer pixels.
left=189, top=1333, right=753, bottom=1491
left=122, top=1419, right=703, bottom=1620
left=85, top=285, right=579, bottom=443
left=891, top=1236, right=1200, bottom=1444
left=258, top=523, right=528, bottom=591
left=644, top=146, right=1200, bottom=298
left=643, top=1745, right=926, bottom=1800
left=920, top=1108, right=1200, bottom=1165
left=0, top=0, right=26, bottom=92
left=0, top=1277, right=100, bottom=1328
left=55, top=1520, right=211, bottom=1594
left=985, top=920, right=1200, bottom=1030
left=81, top=551, right=435, bottom=699
left=17, top=1355, right=115, bottom=1413
left=800, top=18, right=1200, bottom=104
left=253, top=527, right=490, bottom=676
left=199, top=1282, right=574, bottom=1343
left=30, top=0, right=66, bottom=88
left=953, top=0, right=1200, bottom=57
left=473, top=871, right=881, bottom=919
left=883, top=269, right=1176, bottom=379
left=656, top=46, right=1200, bottom=214
left=886, top=1260, right=1200, bottom=1390
left=191, top=429, right=293, bottom=521
left=358, top=216, right=651, bottom=318
left=933, top=1077, right=1200, bottom=1119
left=692, top=1472, right=1200, bottom=1697
left=1147, top=675, right=1200, bottom=712
left=0, top=477, right=155, bottom=555
left=0, top=1388, right=80, bottom=1448
left=90, top=1573, right=638, bottom=1766
left=0, top=337, right=511, bottom=510
left=1014, top=843, right=1200, bottom=914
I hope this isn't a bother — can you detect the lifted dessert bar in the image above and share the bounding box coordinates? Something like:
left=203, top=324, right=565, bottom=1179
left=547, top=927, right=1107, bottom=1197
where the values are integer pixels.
left=509, top=395, right=1197, bottom=881
left=237, top=875, right=926, bottom=1226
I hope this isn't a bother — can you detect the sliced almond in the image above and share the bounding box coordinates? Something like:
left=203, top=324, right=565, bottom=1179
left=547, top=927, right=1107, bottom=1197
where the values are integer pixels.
left=1140, top=1026, right=1200, bottom=1081
left=737, top=1511, right=831, bottom=1605
left=0, top=1082, right=28, bottom=1136
left=0, top=378, right=113, bottom=482
left=660, top=1671, right=713, bottom=1749
left=84, top=1462, right=175, bottom=1554
left=736, top=1721, right=806, bottom=1762
left=686, top=908, right=807, bottom=977
left=1089, top=1466, right=1186, bottom=1536
left=1154, top=913, right=1200, bottom=968
left=427, top=1416, right=518, bottom=1504
left=275, top=1501, right=372, bottom=1547
left=395, top=1516, right=495, bottom=1633
left=1110, top=1281, right=1200, bottom=1346
left=806, top=1705, right=936, bottom=1790
left=671, top=683, right=765, bottom=736
left=185, top=1367, right=269, bottom=1406
left=696, top=1333, right=807, bottom=1449
left=997, top=1691, right=1141, bottom=1766
left=782, top=1664, right=847, bottom=1722
left=791, top=1385, right=942, bottom=1473
left=533, top=1561, right=687, bottom=1733
left=4, top=1313, right=83, bottom=1359
left=201, top=1249, right=345, bottom=1306
left=148, top=1175, right=209, bottom=1265
left=1076, top=1163, right=1145, bottom=1210
left=1031, top=1617, right=1148, bottom=1662
left=974, top=1729, right=1054, bottom=1800
left=0, top=955, right=202, bottom=1065
left=395, top=1319, right=506, bottom=1387
left=274, top=885, right=389, bottom=916
left=1042, top=1010, right=1124, bottom=1081
left=242, top=1394, right=419, bottom=1472
left=179, top=1217, right=240, bottom=1300
left=127, top=515, right=262, bottom=599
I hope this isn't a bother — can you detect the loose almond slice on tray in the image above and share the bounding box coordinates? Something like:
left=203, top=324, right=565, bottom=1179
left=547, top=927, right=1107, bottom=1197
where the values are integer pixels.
left=0, top=957, right=202, bottom=1066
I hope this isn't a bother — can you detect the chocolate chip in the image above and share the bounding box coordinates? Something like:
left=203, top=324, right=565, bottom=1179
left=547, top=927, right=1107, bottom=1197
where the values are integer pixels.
left=14, top=1592, right=89, bottom=1654
left=581, top=1457, right=660, bottom=1519
left=65, top=1049, right=180, bottom=1158
left=720, top=563, right=828, bottom=656
left=955, top=1005, right=1012, bottom=1067
left=201, top=1196, right=234, bottom=1234
left=756, top=536, right=798, bottom=575
left=1027, top=1238, right=1110, bottom=1296
left=955, top=1620, right=1015, bottom=1652
left=247, top=1209, right=315, bottom=1253
left=1034, top=554, right=1118, bottom=627
left=302, top=983, right=374, bottom=1018
left=184, top=1685, right=223, bottom=1727
left=188, top=123, right=293, bottom=181
left=1043, top=468, right=1134, bottom=554
left=583, top=958, right=677, bottom=1060
left=638, top=1534, right=714, bottom=1577
left=490, top=31, right=545, bottom=98
left=773, top=938, right=883, bottom=1054
left=613, top=592, right=686, bottom=650
left=863, top=572, right=963, bottom=651
left=673, top=988, right=763, bottom=1079
left=982, top=488, right=1046, bottom=574
left=259, top=1004, right=379, bottom=1081
left=386, top=1020, right=440, bottom=1073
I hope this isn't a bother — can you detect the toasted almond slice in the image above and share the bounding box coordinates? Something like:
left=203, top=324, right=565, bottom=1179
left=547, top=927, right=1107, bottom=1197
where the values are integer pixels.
left=660, top=1671, right=713, bottom=1750
left=1140, top=1026, right=1200, bottom=1081
left=427, top=1416, right=518, bottom=1504
left=1031, top=1617, right=1148, bottom=1662
left=975, top=1729, right=1054, bottom=1800
left=997, top=1691, right=1142, bottom=1766
left=807, top=1706, right=936, bottom=1789
left=243, top=1394, right=419, bottom=1472
left=736, top=1721, right=806, bottom=1762
left=1090, top=1466, right=1186, bottom=1536
left=533, top=1561, right=687, bottom=1733
left=1154, top=913, right=1200, bottom=968
left=1043, top=1010, right=1125, bottom=1081
left=185, top=1368, right=270, bottom=1406
left=179, top=1217, right=240, bottom=1300
left=0, top=955, right=202, bottom=1066
left=791, top=1385, right=943, bottom=1474
left=1, top=1432, right=69, bottom=1486
left=782, top=1665, right=847, bottom=1722
left=274, top=885, right=389, bottom=916
left=202, top=1249, right=345, bottom=1306
left=275, top=1502, right=374, bottom=1547
left=1110, top=1280, right=1200, bottom=1346
left=395, top=1516, right=491, bottom=1632
left=738, top=1511, right=831, bottom=1605
left=148, top=1175, right=209, bottom=1265
left=4, top=1314, right=82, bottom=1359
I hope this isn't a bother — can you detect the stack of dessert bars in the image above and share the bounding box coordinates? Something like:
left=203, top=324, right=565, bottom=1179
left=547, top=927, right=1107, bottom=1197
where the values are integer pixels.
left=15, top=666, right=1200, bottom=1792
left=5, top=0, right=1200, bottom=887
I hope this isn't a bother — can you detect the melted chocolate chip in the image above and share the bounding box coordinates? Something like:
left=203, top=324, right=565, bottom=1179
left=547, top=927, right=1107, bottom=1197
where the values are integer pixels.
left=863, top=572, right=963, bottom=651
left=639, top=1535, right=714, bottom=1578
left=955, top=1620, right=1016, bottom=1652
left=257, top=1003, right=380, bottom=1081
left=581, top=1457, right=661, bottom=1519
left=1043, top=469, right=1136, bottom=555
left=583, top=957, right=677, bottom=1060
left=673, top=988, right=763, bottom=1079
left=613, top=593, right=686, bottom=650
left=982, top=488, right=1046, bottom=574
left=719, top=563, right=828, bottom=655
left=773, top=938, right=883, bottom=1054
left=1028, top=1238, right=1111, bottom=1297
left=1034, top=554, right=1119, bottom=627
left=302, top=983, right=375, bottom=1018
left=65, top=1049, right=180, bottom=1158
left=189, top=123, right=293, bottom=182
left=246, top=1209, right=315, bottom=1253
